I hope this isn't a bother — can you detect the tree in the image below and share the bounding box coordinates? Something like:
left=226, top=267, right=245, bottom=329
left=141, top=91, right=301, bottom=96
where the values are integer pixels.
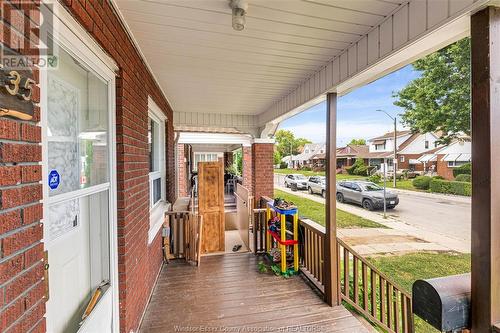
left=393, top=38, right=470, bottom=143
left=273, top=151, right=282, bottom=165
left=349, top=138, right=366, bottom=145
left=274, top=129, right=312, bottom=157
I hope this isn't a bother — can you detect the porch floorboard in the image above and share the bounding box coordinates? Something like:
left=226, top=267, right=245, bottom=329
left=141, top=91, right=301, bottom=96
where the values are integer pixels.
left=140, top=253, right=369, bottom=332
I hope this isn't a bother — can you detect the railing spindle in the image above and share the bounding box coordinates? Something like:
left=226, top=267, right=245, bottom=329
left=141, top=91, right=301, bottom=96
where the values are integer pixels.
left=371, top=269, right=377, bottom=317
left=344, top=247, right=350, bottom=297
left=362, top=262, right=368, bottom=311
left=353, top=256, right=359, bottom=304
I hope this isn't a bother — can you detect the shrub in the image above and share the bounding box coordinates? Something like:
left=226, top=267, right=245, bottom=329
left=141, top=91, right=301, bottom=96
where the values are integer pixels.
left=412, top=176, right=432, bottom=190
left=455, top=174, right=472, bottom=182
left=432, top=175, right=444, bottom=180
left=279, top=162, right=287, bottom=169
left=302, top=166, right=312, bottom=171
left=354, top=165, right=369, bottom=176
left=430, top=179, right=472, bottom=196
left=346, top=158, right=366, bottom=176
left=368, top=174, right=381, bottom=183
left=453, top=162, right=471, bottom=177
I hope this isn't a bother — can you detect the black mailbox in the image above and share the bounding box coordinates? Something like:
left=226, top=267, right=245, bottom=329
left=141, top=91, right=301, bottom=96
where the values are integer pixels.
left=412, top=273, right=471, bottom=332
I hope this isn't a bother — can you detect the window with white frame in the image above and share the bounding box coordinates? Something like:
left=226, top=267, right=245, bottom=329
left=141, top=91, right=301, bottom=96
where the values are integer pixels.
left=447, top=160, right=468, bottom=168
left=400, top=156, right=405, bottom=163
left=147, top=98, right=168, bottom=242
left=193, top=153, right=218, bottom=171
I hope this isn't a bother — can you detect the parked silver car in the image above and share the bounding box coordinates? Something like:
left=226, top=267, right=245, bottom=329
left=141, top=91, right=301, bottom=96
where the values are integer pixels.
left=336, top=181, right=399, bottom=211
left=307, top=176, right=326, bottom=197
left=284, top=174, right=308, bottom=190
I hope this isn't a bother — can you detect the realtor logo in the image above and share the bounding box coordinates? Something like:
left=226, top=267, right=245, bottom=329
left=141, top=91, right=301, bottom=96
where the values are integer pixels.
left=48, top=170, right=60, bottom=190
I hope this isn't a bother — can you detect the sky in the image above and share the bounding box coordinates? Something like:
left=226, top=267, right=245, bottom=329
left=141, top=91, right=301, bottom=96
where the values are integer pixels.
left=278, top=65, right=421, bottom=147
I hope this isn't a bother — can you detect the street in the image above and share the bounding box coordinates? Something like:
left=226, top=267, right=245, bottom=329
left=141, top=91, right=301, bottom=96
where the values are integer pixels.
left=274, top=174, right=471, bottom=251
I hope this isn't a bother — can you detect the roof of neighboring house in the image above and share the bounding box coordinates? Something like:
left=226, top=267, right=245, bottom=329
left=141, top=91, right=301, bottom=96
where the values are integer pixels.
left=311, top=153, right=325, bottom=160
left=292, top=143, right=326, bottom=162
left=336, top=144, right=390, bottom=159
left=397, top=133, right=420, bottom=151
left=368, top=130, right=412, bottom=141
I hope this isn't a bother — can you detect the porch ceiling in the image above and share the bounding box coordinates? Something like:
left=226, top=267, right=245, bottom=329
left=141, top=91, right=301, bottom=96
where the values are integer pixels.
left=113, top=0, right=403, bottom=116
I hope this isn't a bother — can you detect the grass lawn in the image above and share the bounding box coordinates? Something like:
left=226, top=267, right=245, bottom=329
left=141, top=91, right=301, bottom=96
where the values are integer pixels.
left=274, top=189, right=385, bottom=229
left=369, top=252, right=471, bottom=332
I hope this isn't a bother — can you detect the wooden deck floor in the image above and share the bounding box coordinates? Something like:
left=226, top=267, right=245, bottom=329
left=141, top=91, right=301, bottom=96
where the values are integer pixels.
left=140, top=253, right=369, bottom=333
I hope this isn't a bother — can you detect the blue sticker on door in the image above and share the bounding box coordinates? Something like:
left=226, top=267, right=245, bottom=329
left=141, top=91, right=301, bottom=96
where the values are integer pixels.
left=48, top=170, right=60, bottom=190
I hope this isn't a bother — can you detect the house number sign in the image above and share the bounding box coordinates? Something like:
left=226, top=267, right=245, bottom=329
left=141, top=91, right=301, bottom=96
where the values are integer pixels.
left=0, top=63, right=35, bottom=121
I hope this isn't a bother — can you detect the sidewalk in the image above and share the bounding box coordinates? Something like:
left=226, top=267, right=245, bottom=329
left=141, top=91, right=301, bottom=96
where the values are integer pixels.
left=276, top=184, right=470, bottom=254
left=389, top=187, right=471, bottom=203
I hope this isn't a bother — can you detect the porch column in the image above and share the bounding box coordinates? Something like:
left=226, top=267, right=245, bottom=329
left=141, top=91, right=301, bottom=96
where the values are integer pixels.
left=471, top=7, right=500, bottom=331
left=177, top=144, right=188, bottom=197
left=251, top=139, right=275, bottom=202
left=325, top=92, right=340, bottom=306
left=242, top=145, right=253, bottom=195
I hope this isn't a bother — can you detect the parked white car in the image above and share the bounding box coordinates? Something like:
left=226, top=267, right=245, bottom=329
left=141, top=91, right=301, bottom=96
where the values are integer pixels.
left=284, top=174, right=308, bottom=190
left=307, top=176, right=326, bottom=197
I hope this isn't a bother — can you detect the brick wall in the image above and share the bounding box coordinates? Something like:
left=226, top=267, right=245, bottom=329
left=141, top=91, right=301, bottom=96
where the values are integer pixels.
left=177, top=144, right=187, bottom=197
left=252, top=143, right=274, bottom=202
left=436, top=154, right=454, bottom=180
left=0, top=1, right=46, bottom=332
left=242, top=146, right=253, bottom=195
left=397, top=153, right=424, bottom=171
left=53, top=1, right=176, bottom=332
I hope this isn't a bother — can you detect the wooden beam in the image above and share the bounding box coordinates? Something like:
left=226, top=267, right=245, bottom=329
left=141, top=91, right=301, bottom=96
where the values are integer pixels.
left=324, top=92, right=339, bottom=306
left=471, top=7, right=500, bottom=332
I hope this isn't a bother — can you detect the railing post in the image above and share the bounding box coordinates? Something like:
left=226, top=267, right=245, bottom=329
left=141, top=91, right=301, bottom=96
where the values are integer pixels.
left=471, top=7, right=500, bottom=331
left=324, top=92, right=340, bottom=306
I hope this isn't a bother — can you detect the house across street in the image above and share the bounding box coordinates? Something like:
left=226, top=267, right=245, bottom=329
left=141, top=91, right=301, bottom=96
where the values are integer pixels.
left=274, top=174, right=471, bottom=253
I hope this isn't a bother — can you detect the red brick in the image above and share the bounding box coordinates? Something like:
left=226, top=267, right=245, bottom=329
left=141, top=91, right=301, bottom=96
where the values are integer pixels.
left=1, top=225, right=42, bottom=257
left=0, top=184, right=42, bottom=209
left=4, top=262, right=43, bottom=303
left=0, top=254, right=24, bottom=284
left=0, top=166, right=21, bottom=186
left=5, top=298, right=45, bottom=333
left=20, top=123, right=41, bottom=143
left=22, top=203, right=42, bottom=225
left=1, top=296, right=25, bottom=330
left=0, top=119, right=20, bottom=140
left=20, top=165, right=41, bottom=183
left=0, top=209, right=22, bottom=234
left=0, top=143, right=41, bottom=163
left=23, top=242, right=43, bottom=267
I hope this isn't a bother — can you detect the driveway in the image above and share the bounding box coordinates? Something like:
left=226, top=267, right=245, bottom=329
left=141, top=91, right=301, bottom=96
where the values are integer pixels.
left=274, top=174, right=471, bottom=253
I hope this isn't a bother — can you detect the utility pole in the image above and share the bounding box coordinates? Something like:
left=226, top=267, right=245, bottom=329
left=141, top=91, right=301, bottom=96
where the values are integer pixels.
left=393, top=116, right=397, bottom=188
left=377, top=110, right=397, bottom=188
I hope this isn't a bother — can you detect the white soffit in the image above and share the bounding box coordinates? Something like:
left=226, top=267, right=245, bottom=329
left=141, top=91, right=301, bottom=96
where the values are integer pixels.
left=113, top=0, right=403, bottom=116
left=178, top=132, right=253, bottom=146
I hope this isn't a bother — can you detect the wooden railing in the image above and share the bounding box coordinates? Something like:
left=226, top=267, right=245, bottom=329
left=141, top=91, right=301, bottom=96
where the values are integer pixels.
left=298, top=219, right=325, bottom=293
left=250, top=197, right=413, bottom=332
left=337, top=238, right=413, bottom=333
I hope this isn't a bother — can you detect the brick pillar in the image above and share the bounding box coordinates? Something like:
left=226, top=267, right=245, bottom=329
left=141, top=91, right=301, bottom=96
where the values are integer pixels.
left=177, top=144, right=188, bottom=197
left=251, top=141, right=274, bottom=202
left=242, top=146, right=253, bottom=194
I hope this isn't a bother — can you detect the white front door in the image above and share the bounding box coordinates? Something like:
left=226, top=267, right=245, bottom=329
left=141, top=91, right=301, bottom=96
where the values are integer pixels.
left=41, top=6, right=118, bottom=332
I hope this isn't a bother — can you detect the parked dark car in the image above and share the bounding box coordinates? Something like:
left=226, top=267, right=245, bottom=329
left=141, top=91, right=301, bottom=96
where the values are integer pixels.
left=336, top=180, right=399, bottom=210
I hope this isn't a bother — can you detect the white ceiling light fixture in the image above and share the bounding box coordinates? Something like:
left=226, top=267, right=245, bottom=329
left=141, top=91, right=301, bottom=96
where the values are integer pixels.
left=229, top=0, right=248, bottom=31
